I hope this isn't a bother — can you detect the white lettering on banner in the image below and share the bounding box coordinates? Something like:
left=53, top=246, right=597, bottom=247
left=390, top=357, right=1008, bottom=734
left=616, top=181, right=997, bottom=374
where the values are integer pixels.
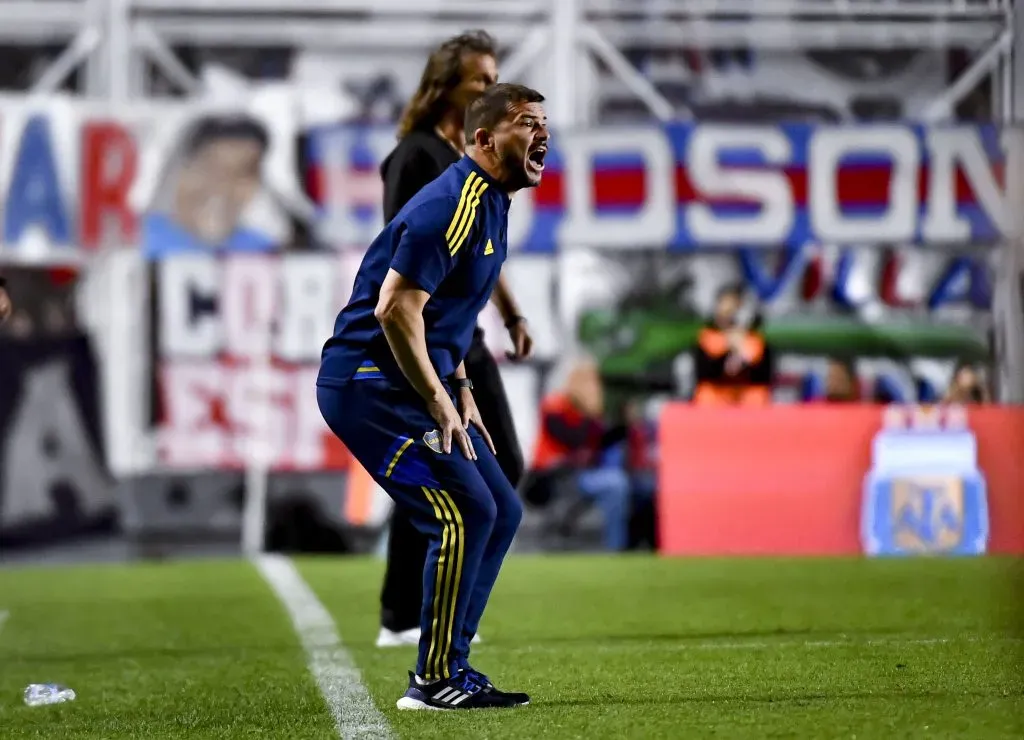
left=225, top=362, right=290, bottom=463
left=278, top=255, right=338, bottom=363
left=688, top=127, right=793, bottom=244
left=154, top=254, right=351, bottom=469
left=222, top=256, right=278, bottom=358
left=810, top=127, right=919, bottom=243
left=158, top=362, right=228, bottom=466
left=922, top=129, right=1010, bottom=243
left=158, top=254, right=341, bottom=361
left=560, top=128, right=675, bottom=248
left=159, top=361, right=331, bottom=469
left=159, top=256, right=220, bottom=357
left=683, top=125, right=1013, bottom=246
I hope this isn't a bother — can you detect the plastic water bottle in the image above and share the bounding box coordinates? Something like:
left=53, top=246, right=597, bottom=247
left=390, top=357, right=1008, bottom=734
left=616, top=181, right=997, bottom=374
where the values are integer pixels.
left=23, top=684, right=76, bottom=707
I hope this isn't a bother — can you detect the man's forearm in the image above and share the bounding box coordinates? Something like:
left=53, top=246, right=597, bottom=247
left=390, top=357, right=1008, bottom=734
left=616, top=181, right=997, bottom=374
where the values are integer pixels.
left=378, top=307, right=447, bottom=402
left=489, top=273, right=521, bottom=323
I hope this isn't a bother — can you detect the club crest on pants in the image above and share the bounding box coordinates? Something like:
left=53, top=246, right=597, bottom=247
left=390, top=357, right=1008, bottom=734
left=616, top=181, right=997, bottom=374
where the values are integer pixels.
left=423, top=429, right=443, bottom=454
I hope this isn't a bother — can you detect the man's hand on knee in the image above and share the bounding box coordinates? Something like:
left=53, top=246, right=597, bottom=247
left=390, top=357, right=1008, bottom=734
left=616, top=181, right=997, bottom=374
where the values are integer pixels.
left=428, top=391, right=476, bottom=460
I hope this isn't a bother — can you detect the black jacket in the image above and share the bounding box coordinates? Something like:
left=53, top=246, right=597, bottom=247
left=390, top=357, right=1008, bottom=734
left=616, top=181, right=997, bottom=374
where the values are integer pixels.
left=380, top=129, right=460, bottom=222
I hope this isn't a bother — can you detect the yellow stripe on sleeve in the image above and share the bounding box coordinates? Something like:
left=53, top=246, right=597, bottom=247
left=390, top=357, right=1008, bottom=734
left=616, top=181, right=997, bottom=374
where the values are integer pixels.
left=448, top=177, right=489, bottom=257
left=445, top=173, right=479, bottom=245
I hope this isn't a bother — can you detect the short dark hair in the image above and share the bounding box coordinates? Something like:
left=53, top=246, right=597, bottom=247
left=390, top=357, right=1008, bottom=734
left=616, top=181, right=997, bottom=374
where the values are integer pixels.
left=397, top=30, right=498, bottom=139
left=185, top=115, right=269, bottom=157
left=463, top=83, right=545, bottom=144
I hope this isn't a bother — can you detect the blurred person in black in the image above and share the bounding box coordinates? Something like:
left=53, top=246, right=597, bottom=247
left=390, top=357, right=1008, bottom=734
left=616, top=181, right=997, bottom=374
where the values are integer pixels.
left=374, top=30, right=534, bottom=648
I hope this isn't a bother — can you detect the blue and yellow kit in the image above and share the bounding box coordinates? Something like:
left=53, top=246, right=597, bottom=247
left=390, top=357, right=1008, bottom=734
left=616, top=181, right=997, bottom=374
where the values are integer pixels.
left=316, top=156, right=523, bottom=683
left=318, top=155, right=510, bottom=390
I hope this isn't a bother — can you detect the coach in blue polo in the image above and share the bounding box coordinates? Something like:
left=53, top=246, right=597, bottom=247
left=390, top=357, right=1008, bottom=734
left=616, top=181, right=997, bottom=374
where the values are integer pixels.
left=316, top=82, right=549, bottom=711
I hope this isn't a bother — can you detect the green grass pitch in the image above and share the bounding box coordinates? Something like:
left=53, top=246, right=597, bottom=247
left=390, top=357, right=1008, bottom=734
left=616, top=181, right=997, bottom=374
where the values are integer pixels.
left=0, top=555, right=1021, bottom=739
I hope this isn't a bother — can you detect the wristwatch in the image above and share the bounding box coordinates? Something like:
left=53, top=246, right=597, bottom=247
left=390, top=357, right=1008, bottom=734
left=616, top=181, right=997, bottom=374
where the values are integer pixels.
left=453, top=377, right=474, bottom=391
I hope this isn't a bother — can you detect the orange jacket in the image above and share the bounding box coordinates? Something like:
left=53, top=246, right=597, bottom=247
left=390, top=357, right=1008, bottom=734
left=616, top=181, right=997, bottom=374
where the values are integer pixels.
left=692, top=324, right=773, bottom=406
left=530, top=392, right=606, bottom=471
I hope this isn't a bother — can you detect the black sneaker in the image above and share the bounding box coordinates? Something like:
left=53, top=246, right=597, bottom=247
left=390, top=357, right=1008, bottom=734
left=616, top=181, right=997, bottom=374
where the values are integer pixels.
left=464, top=667, right=530, bottom=706
left=396, top=670, right=521, bottom=710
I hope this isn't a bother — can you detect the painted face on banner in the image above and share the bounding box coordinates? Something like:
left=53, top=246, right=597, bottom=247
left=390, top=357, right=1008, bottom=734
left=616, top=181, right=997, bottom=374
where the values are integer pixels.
left=174, top=135, right=266, bottom=246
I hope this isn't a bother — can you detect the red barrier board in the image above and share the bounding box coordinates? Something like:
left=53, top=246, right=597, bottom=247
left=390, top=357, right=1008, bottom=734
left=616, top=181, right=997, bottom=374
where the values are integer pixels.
left=657, top=405, right=1024, bottom=556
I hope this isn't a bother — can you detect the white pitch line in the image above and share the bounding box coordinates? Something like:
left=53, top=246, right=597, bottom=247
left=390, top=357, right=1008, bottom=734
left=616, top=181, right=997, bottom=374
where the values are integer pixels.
left=0, top=610, right=8, bottom=638
left=255, top=554, right=392, bottom=740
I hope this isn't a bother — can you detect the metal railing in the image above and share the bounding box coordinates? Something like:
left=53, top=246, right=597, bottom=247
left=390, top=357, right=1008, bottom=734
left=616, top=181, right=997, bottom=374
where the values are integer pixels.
left=0, top=0, right=1016, bottom=123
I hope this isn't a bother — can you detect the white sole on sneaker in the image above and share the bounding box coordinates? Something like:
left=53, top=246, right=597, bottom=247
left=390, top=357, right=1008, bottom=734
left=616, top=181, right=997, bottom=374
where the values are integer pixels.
left=376, top=627, right=420, bottom=647
left=376, top=627, right=483, bottom=648
left=396, top=696, right=447, bottom=711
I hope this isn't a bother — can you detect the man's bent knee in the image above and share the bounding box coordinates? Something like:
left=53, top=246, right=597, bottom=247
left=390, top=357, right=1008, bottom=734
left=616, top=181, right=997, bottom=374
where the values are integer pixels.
left=494, top=494, right=523, bottom=540
left=447, top=488, right=498, bottom=533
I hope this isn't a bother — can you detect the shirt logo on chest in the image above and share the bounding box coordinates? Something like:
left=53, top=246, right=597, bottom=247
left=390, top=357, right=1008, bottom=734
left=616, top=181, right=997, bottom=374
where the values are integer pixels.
left=483, top=239, right=494, bottom=256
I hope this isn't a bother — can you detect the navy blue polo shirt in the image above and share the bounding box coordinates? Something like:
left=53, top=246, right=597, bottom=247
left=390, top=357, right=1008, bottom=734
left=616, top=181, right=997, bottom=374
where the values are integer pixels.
left=318, top=156, right=511, bottom=390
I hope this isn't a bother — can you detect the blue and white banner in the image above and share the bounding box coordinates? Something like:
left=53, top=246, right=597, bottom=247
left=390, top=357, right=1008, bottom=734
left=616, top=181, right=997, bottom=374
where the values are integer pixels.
left=307, top=122, right=1020, bottom=252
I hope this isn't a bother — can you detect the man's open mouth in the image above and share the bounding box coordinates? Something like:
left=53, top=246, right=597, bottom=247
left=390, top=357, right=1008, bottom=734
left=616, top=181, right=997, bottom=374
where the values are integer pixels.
left=527, top=146, right=547, bottom=170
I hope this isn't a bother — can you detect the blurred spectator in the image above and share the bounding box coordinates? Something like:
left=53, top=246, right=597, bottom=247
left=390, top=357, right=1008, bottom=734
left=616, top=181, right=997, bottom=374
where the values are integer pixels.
left=523, top=357, right=634, bottom=551
left=822, top=357, right=859, bottom=403
left=692, top=284, right=772, bottom=405
left=943, top=360, right=990, bottom=404
left=142, top=115, right=285, bottom=259
left=0, top=267, right=79, bottom=338
left=623, top=399, right=658, bottom=550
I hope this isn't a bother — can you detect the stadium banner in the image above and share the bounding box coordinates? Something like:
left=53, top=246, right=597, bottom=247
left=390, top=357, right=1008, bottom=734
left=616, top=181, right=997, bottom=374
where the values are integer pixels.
left=0, top=101, right=1016, bottom=257
left=150, top=254, right=349, bottom=471
left=0, top=96, right=1017, bottom=472
left=656, top=403, right=1024, bottom=556
left=0, top=333, right=117, bottom=548
left=0, top=95, right=303, bottom=264
left=308, top=122, right=1020, bottom=252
